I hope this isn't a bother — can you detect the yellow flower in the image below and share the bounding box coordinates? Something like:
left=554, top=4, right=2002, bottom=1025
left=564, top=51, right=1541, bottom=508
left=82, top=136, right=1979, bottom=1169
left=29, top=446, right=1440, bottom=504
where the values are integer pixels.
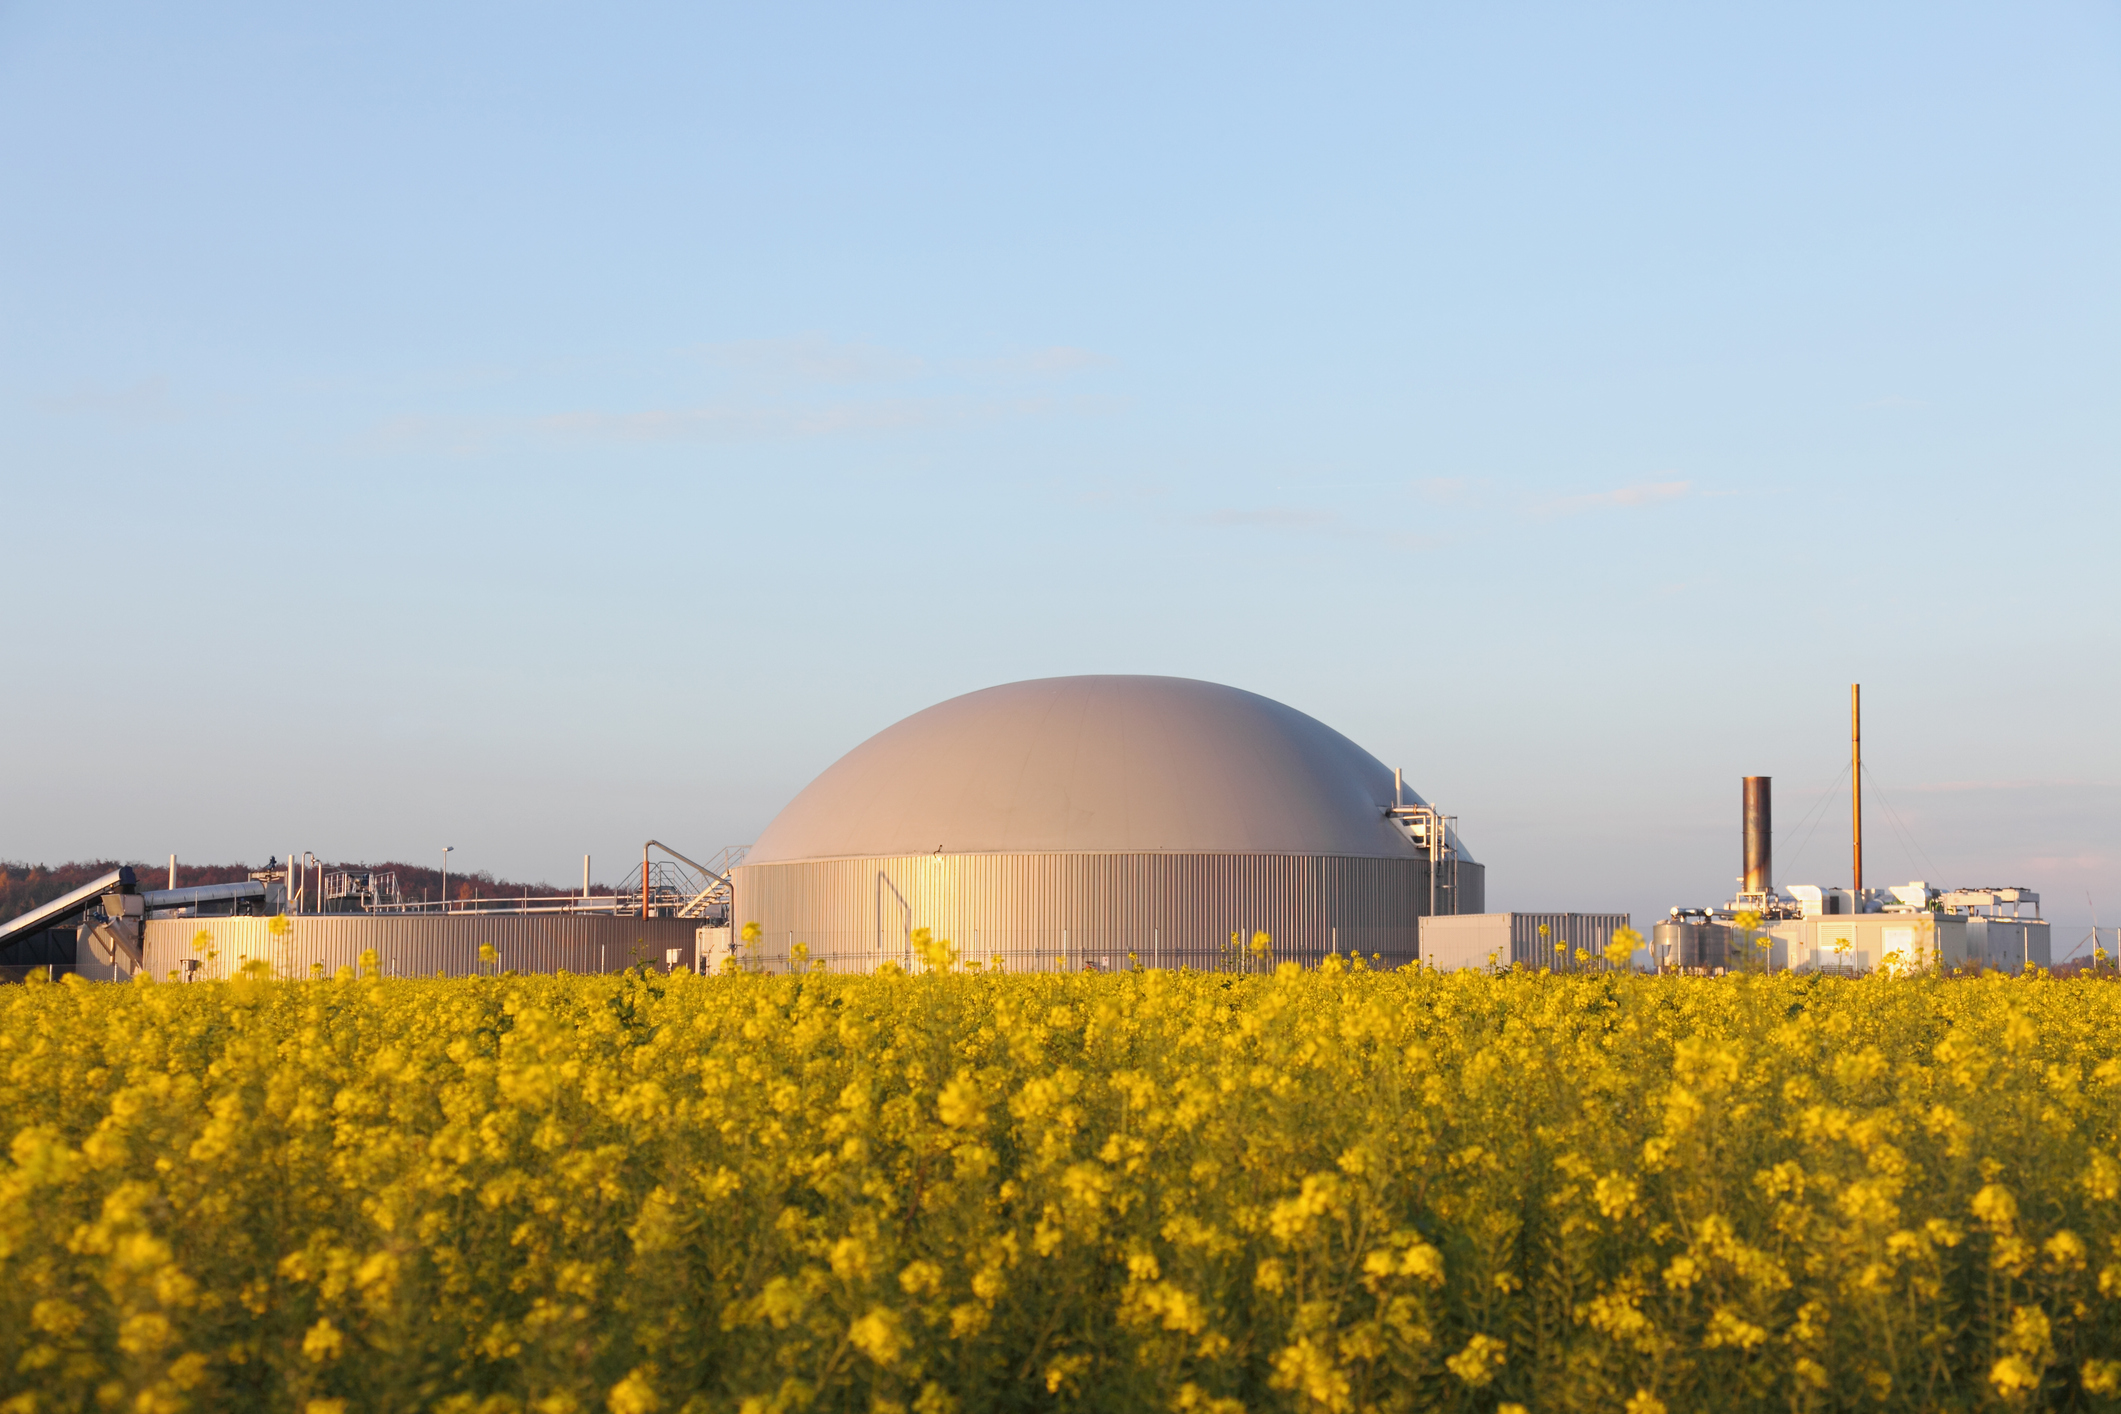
left=1608, top=926, right=1642, bottom=969
left=849, top=1308, right=905, bottom=1367
left=1971, top=1184, right=2018, bottom=1228
left=1445, top=1332, right=1506, bottom=1386
left=302, top=1319, right=344, bottom=1362
left=608, top=1369, right=662, bottom=1414
left=938, top=1074, right=985, bottom=1129
left=10, top=913, right=2121, bottom=1411
left=1990, top=1355, right=2041, bottom=1397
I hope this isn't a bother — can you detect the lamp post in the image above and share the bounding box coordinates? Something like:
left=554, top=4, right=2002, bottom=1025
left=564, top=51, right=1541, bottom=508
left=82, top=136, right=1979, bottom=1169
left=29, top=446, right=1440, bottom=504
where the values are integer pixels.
left=442, top=846, right=454, bottom=915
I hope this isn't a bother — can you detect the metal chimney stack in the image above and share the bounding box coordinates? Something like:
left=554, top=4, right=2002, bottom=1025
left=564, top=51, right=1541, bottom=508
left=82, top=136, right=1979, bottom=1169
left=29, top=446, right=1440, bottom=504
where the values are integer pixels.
left=1742, top=776, right=1771, bottom=897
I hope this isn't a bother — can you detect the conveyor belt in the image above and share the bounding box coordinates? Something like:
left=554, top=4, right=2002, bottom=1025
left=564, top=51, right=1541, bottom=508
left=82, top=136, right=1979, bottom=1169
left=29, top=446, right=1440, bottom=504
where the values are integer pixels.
left=0, top=867, right=133, bottom=950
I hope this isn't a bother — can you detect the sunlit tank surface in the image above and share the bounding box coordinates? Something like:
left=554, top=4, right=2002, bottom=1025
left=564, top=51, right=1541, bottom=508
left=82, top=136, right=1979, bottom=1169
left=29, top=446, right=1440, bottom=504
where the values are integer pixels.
left=729, top=675, right=1481, bottom=973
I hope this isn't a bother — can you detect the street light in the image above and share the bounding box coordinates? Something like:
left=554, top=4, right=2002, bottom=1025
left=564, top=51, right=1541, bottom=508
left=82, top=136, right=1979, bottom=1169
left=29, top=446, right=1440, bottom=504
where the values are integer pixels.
left=442, top=846, right=454, bottom=915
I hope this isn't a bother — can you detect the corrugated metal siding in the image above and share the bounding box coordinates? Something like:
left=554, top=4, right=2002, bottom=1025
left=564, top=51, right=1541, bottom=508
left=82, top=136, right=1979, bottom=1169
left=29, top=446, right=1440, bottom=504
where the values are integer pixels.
left=1418, top=912, right=1632, bottom=971
left=142, top=915, right=703, bottom=981
left=1503, top=912, right=1632, bottom=969
left=729, top=853, right=1489, bottom=974
left=1457, top=863, right=1486, bottom=916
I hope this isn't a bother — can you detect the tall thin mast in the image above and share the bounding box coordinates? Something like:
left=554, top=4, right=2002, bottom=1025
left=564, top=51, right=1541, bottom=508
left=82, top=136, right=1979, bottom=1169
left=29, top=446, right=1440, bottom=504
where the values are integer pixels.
left=1851, top=683, right=1863, bottom=897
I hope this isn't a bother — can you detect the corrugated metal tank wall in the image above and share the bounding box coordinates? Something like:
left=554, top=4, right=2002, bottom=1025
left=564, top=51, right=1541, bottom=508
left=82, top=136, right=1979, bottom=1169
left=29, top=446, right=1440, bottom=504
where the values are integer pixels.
left=730, top=853, right=1487, bottom=973
left=1455, top=863, right=1486, bottom=917
left=142, top=915, right=703, bottom=980
left=1651, top=921, right=1733, bottom=971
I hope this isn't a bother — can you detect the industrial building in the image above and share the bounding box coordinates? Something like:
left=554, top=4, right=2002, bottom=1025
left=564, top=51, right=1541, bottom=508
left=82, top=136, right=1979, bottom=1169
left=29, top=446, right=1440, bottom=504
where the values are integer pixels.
left=1658, top=883, right=2052, bottom=976
left=0, top=853, right=730, bottom=983
left=9, top=676, right=2061, bottom=983
left=1654, top=687, right=2053, bottom=974
left=1, top=675, right=1480, bottom=980
left=1419, top=912, right=1633, bottom=972
left=720, top=674, right=1481, bottom=972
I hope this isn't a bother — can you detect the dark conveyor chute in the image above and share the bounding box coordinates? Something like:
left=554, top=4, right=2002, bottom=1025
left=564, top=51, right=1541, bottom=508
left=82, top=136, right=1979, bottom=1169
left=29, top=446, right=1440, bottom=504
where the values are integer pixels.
left=0, top=867, right=134, bottom=951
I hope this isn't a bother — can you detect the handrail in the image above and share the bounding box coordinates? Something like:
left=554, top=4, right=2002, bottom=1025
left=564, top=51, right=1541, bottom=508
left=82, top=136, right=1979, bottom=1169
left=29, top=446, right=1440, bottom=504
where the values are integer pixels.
left=643, top=839, right=741, bottom=919
left=644, top=840, right=731, bottom=886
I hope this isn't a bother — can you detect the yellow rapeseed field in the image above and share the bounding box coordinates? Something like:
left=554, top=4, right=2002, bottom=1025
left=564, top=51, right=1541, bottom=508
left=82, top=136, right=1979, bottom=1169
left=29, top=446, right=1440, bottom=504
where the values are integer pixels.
left=4, top=955, right=2121, bottom=1413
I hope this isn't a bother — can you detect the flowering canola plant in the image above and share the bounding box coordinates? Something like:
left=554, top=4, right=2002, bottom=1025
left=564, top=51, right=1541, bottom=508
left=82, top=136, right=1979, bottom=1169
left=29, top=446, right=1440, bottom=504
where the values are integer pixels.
left=4, top=959, right=2121, bottom=1412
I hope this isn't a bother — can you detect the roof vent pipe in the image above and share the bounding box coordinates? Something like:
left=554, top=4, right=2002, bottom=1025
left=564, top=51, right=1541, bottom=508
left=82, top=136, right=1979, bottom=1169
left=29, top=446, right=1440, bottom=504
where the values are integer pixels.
left=1742, top=776, right=1771, bottom=897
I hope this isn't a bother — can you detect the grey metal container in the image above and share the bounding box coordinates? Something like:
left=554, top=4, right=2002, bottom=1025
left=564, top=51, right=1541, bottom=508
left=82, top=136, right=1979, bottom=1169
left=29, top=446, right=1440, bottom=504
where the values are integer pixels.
left=1418, top=912, right=1633, bottom=971
left=1651, top=920, right=1733, bottom=971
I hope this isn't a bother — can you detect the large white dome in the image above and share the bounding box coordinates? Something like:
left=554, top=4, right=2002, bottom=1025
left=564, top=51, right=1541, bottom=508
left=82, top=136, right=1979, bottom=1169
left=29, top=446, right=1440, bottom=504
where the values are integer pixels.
left=747, top=674, right=1470, bottom=865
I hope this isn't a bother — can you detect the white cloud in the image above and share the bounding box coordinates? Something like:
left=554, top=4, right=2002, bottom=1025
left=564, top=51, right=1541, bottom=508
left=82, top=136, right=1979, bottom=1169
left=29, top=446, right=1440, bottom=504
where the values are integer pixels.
left=1414, top=476, right=1475, bottom=504
left=689, top=337, right=926, bottom=384
left=1533, top=479, right=1691, bottom=518
left=36, top=377, right=178, bottom=422
left=533, top=398, right=956, bottom=441
left=685, top=337, right=1115, bottom=386
left=1200, top=506, right=1342, bottom=531
left=361, top=393, right=1115, bottom=452
left=979, top=346, right=1116, bottom=378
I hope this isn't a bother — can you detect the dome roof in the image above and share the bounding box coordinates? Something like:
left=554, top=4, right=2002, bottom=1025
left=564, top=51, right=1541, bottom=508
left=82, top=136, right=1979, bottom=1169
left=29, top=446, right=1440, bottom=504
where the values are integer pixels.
left=746, top=675, right=1471, bottom=865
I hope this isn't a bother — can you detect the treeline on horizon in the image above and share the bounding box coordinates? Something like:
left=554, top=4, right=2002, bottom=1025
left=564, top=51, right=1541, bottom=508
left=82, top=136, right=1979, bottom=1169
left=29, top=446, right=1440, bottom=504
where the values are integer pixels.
left=0, top=860, right=597, bottom=921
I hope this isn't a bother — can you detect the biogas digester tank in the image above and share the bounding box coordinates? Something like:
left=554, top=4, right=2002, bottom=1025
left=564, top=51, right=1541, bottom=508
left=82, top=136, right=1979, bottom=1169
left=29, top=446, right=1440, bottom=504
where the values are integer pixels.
left=729, top=675, right=1480, bottom=973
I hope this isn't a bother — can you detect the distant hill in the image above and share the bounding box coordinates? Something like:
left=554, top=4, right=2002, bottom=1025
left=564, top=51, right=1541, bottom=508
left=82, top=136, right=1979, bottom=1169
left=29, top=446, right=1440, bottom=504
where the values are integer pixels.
left=0, top=860, right=598, bottom=922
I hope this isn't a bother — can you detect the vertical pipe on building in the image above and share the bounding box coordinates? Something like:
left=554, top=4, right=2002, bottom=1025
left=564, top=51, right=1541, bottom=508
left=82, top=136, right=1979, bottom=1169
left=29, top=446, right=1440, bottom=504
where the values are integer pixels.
left=168, top=854, right=176, bottom=891
left=1851, top=684, right=1863, bottom=899
left=642, top=844, right=650, bottom=921
left=1742, top=777, right=1771, bottom=896
left=582, top=855, right=590, bottom=904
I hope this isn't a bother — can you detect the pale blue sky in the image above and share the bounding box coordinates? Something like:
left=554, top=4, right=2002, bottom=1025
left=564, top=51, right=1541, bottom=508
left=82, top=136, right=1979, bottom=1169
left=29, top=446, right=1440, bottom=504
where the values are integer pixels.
left=3, top=3, right=2116, bottom=938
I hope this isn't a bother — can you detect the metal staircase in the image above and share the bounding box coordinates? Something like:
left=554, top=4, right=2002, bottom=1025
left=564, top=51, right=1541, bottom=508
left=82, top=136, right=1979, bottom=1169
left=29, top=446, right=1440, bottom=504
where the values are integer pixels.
left=614, top=841, right=747, bottom=921
left=677, top=846, right=746, bottom=918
